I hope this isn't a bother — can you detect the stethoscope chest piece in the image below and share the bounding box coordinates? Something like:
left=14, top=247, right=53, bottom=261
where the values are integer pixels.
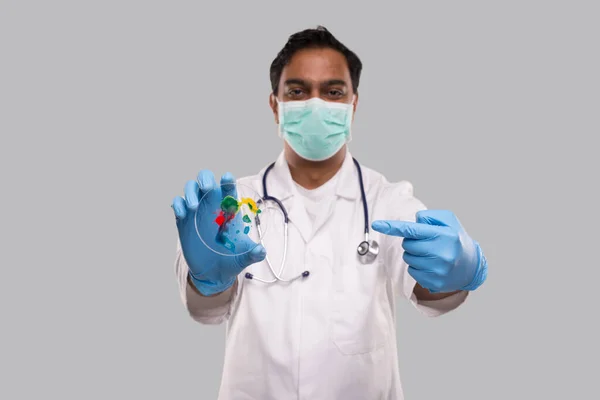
left=357, top=239, right=379, bottom=264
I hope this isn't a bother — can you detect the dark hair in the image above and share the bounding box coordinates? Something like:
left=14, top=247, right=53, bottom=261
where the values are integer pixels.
left=269, top=25, right=362, bottom=95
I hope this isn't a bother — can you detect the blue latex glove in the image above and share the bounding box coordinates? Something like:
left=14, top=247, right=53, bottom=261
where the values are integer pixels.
left=372, top=210, right=488, bottom=293
left=172, top=170, right=266, bottom=296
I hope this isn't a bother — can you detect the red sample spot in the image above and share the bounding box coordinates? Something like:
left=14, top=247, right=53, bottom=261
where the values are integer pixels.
left=215, top=211, right=225, bottom=226
left=215, top=210, right=236, bottom=226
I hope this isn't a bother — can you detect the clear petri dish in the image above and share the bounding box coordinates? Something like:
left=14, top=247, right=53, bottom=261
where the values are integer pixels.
left=194, top=181, right=272, bottom=257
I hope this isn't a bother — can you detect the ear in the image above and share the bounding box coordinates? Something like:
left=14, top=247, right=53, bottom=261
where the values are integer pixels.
left=351, top=92, right=359, bottom=121
left=269, top=93, right=279, bottom=124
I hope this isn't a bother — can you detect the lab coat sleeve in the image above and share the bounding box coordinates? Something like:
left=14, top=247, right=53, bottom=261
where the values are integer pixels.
left=381, top=180, right=469, bottom=317
left=174, top=239, right=238, bottom=325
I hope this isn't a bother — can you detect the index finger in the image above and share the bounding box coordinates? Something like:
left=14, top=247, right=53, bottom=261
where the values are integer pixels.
left=197, top=170, right=223, bottom=208
left=220, top=172, right=238, bottom=200
left=371, top=220, right=442, bottom=240
left=197, top=170, right=218, bottom=196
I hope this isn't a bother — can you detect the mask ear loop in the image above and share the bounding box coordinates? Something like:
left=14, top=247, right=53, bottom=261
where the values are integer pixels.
left=275, top=97, right=284, bottom=138
left=344, top=94, right=356, bottom=144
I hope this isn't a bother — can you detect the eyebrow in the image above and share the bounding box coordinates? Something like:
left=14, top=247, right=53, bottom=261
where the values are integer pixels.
left=283, top=79, right=348, bottom=87
left=322, top=79, right=347, bottom=87
left=283, top=79, right=307, bottom=86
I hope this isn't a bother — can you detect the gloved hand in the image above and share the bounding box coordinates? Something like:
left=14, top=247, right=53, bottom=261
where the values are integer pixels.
left=172, top=170, right=266, bottom=296
left=372, top=210, right=487, bottom=293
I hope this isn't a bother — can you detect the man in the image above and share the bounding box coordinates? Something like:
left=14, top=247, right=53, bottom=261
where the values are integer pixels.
left=171, top=26, right=488, bottom=400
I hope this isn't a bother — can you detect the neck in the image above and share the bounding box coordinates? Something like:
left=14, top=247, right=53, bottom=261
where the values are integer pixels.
left=284, top=144, right=347, bottom=190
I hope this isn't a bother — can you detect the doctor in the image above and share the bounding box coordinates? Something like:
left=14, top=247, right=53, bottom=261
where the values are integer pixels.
left=171, top=26, right=488, bottom=400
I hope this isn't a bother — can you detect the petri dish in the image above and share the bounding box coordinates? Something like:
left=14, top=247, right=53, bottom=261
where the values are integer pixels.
left=194, top=181, right=272, bottom=257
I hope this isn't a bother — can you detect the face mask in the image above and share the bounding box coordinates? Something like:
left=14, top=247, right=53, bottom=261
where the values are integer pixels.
left=277, top=97, right=354, bottom=162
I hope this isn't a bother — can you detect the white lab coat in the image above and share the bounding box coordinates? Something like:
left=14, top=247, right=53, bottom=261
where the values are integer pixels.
left=175, top=150, right=469, bottom=400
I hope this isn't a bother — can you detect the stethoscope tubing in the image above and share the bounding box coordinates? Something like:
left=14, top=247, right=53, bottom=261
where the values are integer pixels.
left=245, top=157, right=373, bottom=283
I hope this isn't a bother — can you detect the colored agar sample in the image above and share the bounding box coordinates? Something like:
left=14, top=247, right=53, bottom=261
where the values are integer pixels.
left=214, top=194, right=263, bottom=250
left=214, top=196, right=240, bottom=227
left=221, top=196, right=240, bottom=213
left=240, top=197, right=258, bottom=212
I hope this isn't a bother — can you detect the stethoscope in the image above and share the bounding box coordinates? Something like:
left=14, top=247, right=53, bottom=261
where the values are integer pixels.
left=244, top=157, right=379, bottom=284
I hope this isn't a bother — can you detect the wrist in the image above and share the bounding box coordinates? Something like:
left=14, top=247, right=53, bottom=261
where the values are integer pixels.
left=460, top=241, right=488, bottom=291
left=188, top=271, right=236, bottom=297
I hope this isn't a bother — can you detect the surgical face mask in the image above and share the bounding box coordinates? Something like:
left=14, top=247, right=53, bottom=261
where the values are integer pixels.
left=277, top=97, right=354, bottom=162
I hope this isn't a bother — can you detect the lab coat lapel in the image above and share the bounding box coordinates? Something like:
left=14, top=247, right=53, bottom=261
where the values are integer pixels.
left=310, top=151, right=361, bottom=238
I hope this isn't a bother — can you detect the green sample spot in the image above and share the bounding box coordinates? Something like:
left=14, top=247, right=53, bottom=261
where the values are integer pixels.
left=243, top=226, right=250, bottom=234
left=220, top=196, right=239, bottom=214
left=243, top=214, right=251, bottom=223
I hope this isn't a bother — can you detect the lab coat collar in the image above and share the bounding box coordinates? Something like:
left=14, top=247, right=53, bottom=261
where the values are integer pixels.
left=259, top=149, right=361, bottom=244
left=261, top=149, right=361, bottom=203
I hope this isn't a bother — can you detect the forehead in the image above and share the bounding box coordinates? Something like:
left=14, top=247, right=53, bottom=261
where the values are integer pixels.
left=280, top=47, right=351, bottom=83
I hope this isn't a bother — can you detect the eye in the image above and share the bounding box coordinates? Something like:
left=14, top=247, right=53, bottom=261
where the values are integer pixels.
left=287, top=88, right=305, bottom=98
left=327, top=89, right=345, bottom=98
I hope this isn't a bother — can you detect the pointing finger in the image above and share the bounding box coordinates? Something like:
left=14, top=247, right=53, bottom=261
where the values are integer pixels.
left=371, top=220, right=442, bottom=240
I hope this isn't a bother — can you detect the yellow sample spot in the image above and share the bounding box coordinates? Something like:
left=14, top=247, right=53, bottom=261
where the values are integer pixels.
left=240, top=197, right=259, bottom=214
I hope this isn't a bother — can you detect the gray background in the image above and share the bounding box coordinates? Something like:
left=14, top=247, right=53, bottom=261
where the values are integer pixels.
left=1, top=0, right=598, bottom=399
